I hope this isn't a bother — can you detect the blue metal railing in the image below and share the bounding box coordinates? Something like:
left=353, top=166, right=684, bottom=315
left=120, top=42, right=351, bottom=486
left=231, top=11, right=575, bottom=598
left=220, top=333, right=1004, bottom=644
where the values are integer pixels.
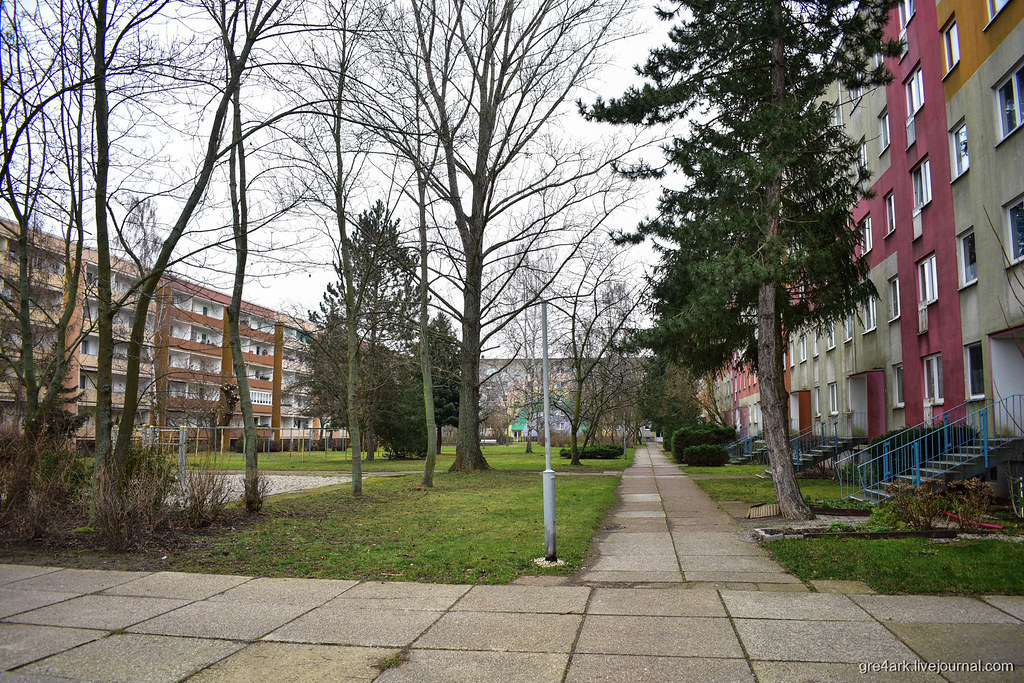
left=840, top=395, right=1024, bottom=500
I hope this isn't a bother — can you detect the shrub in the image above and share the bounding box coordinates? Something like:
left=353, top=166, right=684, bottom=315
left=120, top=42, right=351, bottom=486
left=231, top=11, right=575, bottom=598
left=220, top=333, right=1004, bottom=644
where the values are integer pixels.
left=882, top=480, right=944, bottom=531
left=181, top=457, right=233, bottom=527
left=943, top=477, right=994, bottom=532
left=682, top=444, right=728, bottom=467
left=670, top=424, right=735, bottom=463
left=558, top=444, right=623, bottom=460
left=95, top=445, right=176, bottom=550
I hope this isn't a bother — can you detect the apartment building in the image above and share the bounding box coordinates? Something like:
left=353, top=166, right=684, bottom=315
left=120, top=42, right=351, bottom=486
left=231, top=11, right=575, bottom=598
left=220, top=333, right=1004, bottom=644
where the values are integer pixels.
left=721, top=1, right=1024, bottom=443
left=0, top=220, right=319, bottom=443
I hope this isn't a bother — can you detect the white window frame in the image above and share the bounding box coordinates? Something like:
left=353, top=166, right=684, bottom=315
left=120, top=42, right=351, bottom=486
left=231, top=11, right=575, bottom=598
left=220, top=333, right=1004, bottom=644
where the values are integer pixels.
left=966, top=344, right=985, bottom=399
left=894, top=363, right=905, bottom=407
left=912, top=159, right=932, bottom=214
left=861, top=216, right=873, bottom=254
left=1008, top=199, right=1024, bottom=263
left=885, top=192, right=896, bottom=235
left=825, top=325, right=836, bottom=350
left=951, top=122, right=969, bottom=177
left=918, top=254, right=938, bottom=304
left=813, top=387, right=821, bottom=416
left=828, top=382, right=839, bottom=415
left=996, top=65, right=1024, bottom=139
left=862, top=296, right=877, bottom=333
left=858, top=140, right=868, bottom=168
left=888, top=276, right=901, bottom=321
left=799, top=334, right=807, bottom=362
left=924, top=354, right=944, bottom=405
left=844, top=315, right=854, bottom=342
left=988, top=0, right=1010, bottom=21
left=899, top=0, right=915, bottom=29
left=943, top=21, right=960, bottom=74
left=959, top=230, right=978, bottom=286
left=813, top=334, right=819, bottom=357
left=906, top=67, right=925, bottom=115
left=879, top=110, right=890, bottom=152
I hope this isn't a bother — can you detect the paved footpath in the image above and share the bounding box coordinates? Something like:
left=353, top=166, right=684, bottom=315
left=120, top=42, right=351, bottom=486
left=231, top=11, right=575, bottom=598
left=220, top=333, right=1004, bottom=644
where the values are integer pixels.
left=1, top=444, right=1023, bottom=681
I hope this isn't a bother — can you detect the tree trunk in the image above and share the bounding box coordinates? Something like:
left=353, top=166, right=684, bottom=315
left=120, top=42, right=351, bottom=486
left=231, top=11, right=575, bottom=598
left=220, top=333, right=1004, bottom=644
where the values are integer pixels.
left=450, top=244, right=489, bottom=471
left=417, top=174, right=438, bottom=487
left=225, top=86, right=260, bottom=513
left=347, top=316, right=362, bottom=495
left=761, top=3, right=812, bottom=520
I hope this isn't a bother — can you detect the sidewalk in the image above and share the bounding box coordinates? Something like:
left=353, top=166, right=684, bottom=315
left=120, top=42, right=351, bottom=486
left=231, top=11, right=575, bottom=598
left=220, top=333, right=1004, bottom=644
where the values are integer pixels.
left=0, top=443, right=1022, bottom=681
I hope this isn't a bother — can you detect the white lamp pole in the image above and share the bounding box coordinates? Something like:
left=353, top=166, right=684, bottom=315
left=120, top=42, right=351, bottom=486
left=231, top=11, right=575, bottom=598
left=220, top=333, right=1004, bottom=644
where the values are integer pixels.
left=541, top=300, right=557, bottom=561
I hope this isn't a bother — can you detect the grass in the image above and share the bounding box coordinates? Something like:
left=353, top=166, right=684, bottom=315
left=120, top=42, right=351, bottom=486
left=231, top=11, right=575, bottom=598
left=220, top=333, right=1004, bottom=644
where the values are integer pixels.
left=682, top=463, right=765, bottom=475
left=185, top=444, right=633, bottom=473
left=692, top=476, right=843, bottom=505
left=767, top=536, right=1024, bottom=594
left=169, top=469, right=620, bottom=584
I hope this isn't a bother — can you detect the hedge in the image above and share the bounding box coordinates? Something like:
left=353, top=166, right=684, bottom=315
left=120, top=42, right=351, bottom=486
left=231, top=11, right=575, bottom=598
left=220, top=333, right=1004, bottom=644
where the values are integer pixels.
left=558, top=444, right=624, bottom=460
left=682, top=444, right=729, bottom=467
left=670, top=424, right=736, bottom=463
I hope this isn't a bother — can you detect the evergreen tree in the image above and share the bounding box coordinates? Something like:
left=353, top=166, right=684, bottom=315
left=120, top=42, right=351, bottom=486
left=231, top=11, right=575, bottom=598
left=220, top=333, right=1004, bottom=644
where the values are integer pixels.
left=587, top=0, right=900, bottom=518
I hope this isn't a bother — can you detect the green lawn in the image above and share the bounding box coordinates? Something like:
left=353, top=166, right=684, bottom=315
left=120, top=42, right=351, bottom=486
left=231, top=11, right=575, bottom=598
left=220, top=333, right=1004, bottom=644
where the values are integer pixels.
left=682, top=463, right=766, bottom=475
left=170, top=470, right=620, bottom=584
left=693, top=476, right=844, bottom=505
left=768, top=536, right=1024, bottom=594
left=186, top=445, right=633, bottom=473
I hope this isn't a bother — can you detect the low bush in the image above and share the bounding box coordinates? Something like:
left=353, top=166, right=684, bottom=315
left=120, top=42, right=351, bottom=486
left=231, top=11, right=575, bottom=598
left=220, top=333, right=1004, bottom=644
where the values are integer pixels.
left=944, top=478, right=994, bottom=532
left=182, top=457, right=233, bottom=527
left=95, top=445, right=177, bottom=550
left=559, top=444, right=624, bottom=460
left=881, top=480, right=945, bottom=530
left=670, top=424, right=735, bottom=463
left=682, top=444, right=728, bottom=467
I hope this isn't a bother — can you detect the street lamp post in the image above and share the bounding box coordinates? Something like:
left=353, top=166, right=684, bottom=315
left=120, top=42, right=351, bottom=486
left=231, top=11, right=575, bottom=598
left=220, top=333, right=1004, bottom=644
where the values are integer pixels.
left=542, top=301, right=556, bottom=561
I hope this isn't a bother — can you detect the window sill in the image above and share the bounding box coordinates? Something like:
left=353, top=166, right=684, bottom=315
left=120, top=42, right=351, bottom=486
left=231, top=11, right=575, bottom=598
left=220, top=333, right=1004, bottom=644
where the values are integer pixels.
left=995, top=124, right=1023, bottom=148
left=863, top=327, right=877, bottom=335
left=941, top=64, right=959, bottom=81
left=888, top=315, right=901, bottom=323
left=959, top=279, right=978, bottom=291
left=984, top=6, right=1009, bottom=31
left=885, top=228, right=896, bottom=239
left=950, top=168, right=969, bottom=183
left=969, top=393, right=986, bottom=401
left=878, top=143, right=890, bottom=157
left=826, top=345, right=836, bottom=352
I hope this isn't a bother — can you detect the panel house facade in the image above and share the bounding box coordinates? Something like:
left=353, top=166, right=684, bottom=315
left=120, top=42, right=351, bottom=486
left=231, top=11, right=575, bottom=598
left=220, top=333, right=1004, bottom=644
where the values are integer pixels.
left=717, top=2, right=1023, bottom=446
left=0, top=219, right=319, bottom=444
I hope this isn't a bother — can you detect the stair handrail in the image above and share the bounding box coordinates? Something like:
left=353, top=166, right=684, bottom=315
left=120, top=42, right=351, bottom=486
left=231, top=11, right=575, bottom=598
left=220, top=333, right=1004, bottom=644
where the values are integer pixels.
left=842, top=395, right=1024, bottom=500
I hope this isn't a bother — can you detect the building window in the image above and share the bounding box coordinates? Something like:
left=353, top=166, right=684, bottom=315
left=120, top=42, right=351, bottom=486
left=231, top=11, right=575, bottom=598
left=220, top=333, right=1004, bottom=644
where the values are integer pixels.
left=906, top=67, right=925, bottom=115
left=813, top=334, right=819, bottom=357
left=951, top=122, right=969, bottom=177
left=924, top=354, right=944, bottom=404
left=899, top=0, right=915, bottom=29
left=912, top=159, right=932, bottom=213
left=790, top=342, right=795, bottom=367
left=888, top=276, right=901, bottom=320
left=858, top=140, right=867, bottom=168
left=863, top=296, right=877, bottom=332
left=861, top=216, right=873, bottom=254
left=960, top=231, right=977, bottom=285
left=813, top=387, right=821, bottom=416
left=966, top=344, right=985, bottom=398
left=885, top=193, right=896, bottom=235
left=997, top=65, right=1023, bottom=139
left=828, top=382, right=839, bottom=415
left=252, top=390, right=273, bottom=406
left=943, top=21, right=960, bottom=73
left=844, top=315, right=854, bottom=342
left=799, top=335, right=807, bottom=362
left=1009, top=200, right=1024, bottom=261
left=989, top=0, right=1010, bottom=20
left=833, top=101, right=843, bottom=127
left=813, top=358, right=820, bottom=383
left=919, top=254, right=938, bottom=304
left=894, top=364, right=905, bottom=406
left=826, top=325, right=835, bottom=350
left=879, top=110, right=890, bottom=152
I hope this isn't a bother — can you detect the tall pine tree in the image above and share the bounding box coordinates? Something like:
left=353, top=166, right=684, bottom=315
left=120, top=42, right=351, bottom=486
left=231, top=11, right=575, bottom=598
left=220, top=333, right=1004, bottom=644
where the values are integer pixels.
left=587, top=0, right=900, bottom=518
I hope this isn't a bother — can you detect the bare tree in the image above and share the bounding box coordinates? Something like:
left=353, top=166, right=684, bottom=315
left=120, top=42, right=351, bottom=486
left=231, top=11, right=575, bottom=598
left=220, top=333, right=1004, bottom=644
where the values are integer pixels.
left=364, top=0, right=640, bottom=471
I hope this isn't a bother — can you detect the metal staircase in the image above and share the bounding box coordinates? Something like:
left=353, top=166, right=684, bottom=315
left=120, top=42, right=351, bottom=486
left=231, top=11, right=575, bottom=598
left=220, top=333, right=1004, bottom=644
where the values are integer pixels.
left=841, top=395, right=1024, bottom=503
left=727, top=414, right=867, bottom=470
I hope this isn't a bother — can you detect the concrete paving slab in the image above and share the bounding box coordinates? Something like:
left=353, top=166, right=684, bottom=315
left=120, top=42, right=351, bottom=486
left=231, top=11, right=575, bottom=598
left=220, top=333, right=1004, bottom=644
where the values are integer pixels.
left=575, top=615, right=743, bottom=658
left=452, top=585, right=590, bottom=614
left=15, top=633, right=244, bottom=682
left=327, top=582, right=470, bottom=612
left=614, top=510, right=666, bottom=518
left=103, top=571, right=251, bottom=600
left=622, top=494, right=662, bottom=502
left=587, top=587, right=725, bottom=617
left=752, top=660, right=944, bottom=682
left=0, top=623, right=101, bottom=670
left=983, top=595, right=1024, bottom=621
left=413, top=611, right=581, bottom=653
left=733, top=618, right=919, bottom=663
left=10, top=594, right=190, bottom=630
left=190, top=642, right=395, bottom=681
left=756, top=583, right=810, bottom=592
left=0, top=589, right=77, bottom=619
left=128, top=598, right=312, bottom=640
left=376, top=649, right=567, bottom=682
left=0, top=564, right=60, bottom=587
left=5, top=568, right=146, bottom=595
left=883, top=622, right=1024, bottom=682
left=208, top=577, right=357, bottom=606
left=721, top=590, right=871, bottom=621
left=852, top=595, right=1021, bottom=624
left=510, top=576, right=569, bottom=586
left=588, top=555, right=681, bottom=572
left=810, top=580, right=875, bottom=594
left=683, top=571, right=799, bottom=584
left=566, top=654, right=754, bottom=682
left=596, top=533, right=676, bottom=553
left=575, top=570, right=683, bottom=584
left=677, top=556, right=783, bottom=573
left=265, top=607, right=441, bottom=647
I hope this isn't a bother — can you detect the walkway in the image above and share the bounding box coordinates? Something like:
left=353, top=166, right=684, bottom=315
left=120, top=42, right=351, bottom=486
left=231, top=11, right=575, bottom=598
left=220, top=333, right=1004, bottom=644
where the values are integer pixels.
left=1, top=444, right=1022, bottom=681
